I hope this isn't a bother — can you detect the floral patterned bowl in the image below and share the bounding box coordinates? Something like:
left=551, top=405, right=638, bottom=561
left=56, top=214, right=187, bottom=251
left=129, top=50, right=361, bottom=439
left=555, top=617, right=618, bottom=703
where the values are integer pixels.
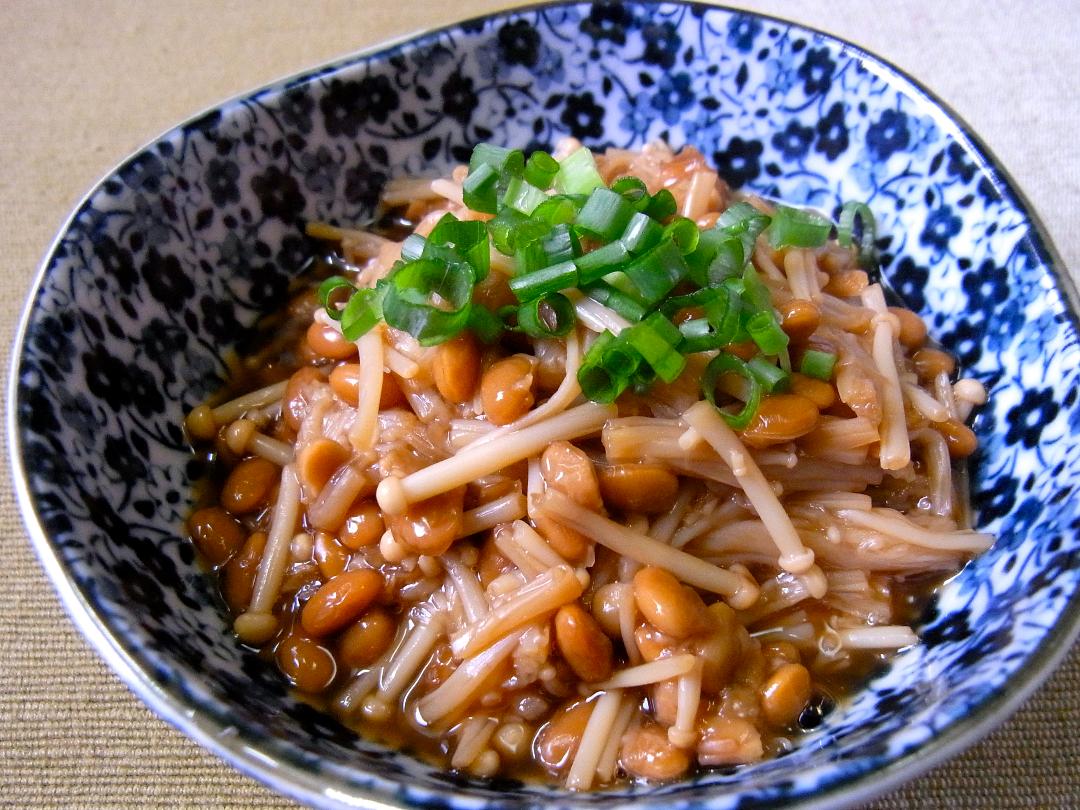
left=9, top=2, right=1080, bottom=808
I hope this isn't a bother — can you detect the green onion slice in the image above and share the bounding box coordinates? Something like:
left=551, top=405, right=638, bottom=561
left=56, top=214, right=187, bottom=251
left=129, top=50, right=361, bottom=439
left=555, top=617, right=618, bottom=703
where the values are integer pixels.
left=462, top=162, right=499, bottom=214
left=767, top=205, right=831, bottom=249
left=701, top=353, right=763, bottom=430
left=555, top=146, right=605, bottom=196
left=746, top=310, right=789, bottom=355
left=581, top=281, right=649, bottom=322
left=838, top=201, right=877, bottom=265
left=747, top=356, right=790, bottom=393
left=517, top=292, right=576, bottom=338
left=645, top=188, right=677, bottom=221
left=381, top=258, right=475, bottom=346
left=800, top=348, right=837, bottom=381
left=665, top=217, right=701, bottom=255
left=524, top=151, right=560, bottom=190
left=508, top=260, right=578, bottom=302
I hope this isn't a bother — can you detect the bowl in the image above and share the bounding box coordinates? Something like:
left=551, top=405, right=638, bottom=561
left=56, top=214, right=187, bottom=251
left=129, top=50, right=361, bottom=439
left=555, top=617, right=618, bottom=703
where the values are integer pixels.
left=9, top=1, right=1080, bottom=807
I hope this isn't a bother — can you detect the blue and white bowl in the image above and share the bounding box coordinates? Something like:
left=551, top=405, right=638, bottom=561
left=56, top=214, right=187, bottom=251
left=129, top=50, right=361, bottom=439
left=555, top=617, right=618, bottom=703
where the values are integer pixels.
left=9, top=2, right=1079, bottom=807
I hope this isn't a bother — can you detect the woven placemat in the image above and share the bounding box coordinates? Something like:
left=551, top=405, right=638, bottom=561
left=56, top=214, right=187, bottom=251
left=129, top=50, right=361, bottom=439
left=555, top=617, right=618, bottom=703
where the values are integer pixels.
left=1, top=1, right=1076, bottom=807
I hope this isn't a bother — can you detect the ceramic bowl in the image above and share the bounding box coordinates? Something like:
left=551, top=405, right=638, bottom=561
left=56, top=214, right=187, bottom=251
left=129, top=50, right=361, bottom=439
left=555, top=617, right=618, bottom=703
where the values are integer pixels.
left=10, top=2, right=1080, bottom=807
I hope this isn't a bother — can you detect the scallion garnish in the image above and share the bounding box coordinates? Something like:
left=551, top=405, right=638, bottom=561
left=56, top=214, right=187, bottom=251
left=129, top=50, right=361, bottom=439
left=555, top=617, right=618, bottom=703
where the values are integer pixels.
left=318, top=142, right=874, bottom=431
left=554, top=146, right=605, bottom=196
left=766, top=205, right=832, bottom=249
left=701, top=353, right=763, bottom=430
left=800, top=349, right=837, bottom=381
left=838, top=201, right=877, bottom=266
left=576, top=187, right=637, bottom=241
left=517, top=292, right=576, bottom=338
left=381, top=258, right=475, bottom=346
left=748, top=356, right=791, bottom=393
left=524, top=151, right=560, bottom=190
left=508, top=260, right=578, bottom=302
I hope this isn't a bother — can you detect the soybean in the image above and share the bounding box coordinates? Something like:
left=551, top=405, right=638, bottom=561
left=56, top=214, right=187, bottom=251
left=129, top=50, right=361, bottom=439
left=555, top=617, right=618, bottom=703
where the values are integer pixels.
left=221, top=456, right=279, bottom=515
left=888, top=306, right=928, bottom=349
left=329, top=363, right=406, bottom=410
left=300, top=569, right=383, bottom=637
left=276, top=634, right=337, bottom=693
left=339, top=500, right=385, bottom=549
left=432, top=333, right=481, bottom=404
left=283, top=366, right=325, bottom=431
left=789, top=373, right=836, bottom=410
left=541, top=441, right=603, bottom=511
left=619, top=722, right=691, bottom=782
left=597, top=464, right=679, bottom=515
left=937, top=418, right=978, bottom=459
left=739, top=394, right=819, bottom=448
left=760, top=663, right=812, bottom=727
left=554, top=603, right=614, bottom=682
left=337, top=607, right=397, bottom=669
left=188, top=506, right=246, bottom=566
left=480, top=355, right=535, bottom=426
left=632, top=566, right=709, bottom=640
left=387, top=486, right=465, bottom=556
left=313, top=532, right=350, bottom=578
left=306, top=321, right=359, bottom=360
left=912, top=347, right=956, bottom=380
left=220, top=531, right=267, bottom=614
left=535, top=700, right=593, bottom=774
left=780, top=299, right=820, bottom=343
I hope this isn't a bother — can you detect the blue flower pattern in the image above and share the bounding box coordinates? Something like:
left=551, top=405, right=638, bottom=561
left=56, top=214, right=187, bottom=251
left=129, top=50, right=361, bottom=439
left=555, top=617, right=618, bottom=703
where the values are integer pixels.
left=13, top=3, right=1080, bottom=809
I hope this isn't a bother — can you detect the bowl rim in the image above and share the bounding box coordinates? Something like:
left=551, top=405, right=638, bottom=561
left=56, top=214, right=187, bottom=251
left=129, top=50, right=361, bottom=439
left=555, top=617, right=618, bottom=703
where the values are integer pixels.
left=8, top=1, right=1080, bottom=808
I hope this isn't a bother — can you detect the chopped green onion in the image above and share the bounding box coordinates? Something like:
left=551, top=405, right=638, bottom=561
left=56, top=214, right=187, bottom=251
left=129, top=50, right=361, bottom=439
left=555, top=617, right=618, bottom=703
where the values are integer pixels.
left=624, top=312, right=686, bottom=382
left=532, top=194, right=585, bottom=225
left=740, top=264, right=772, bottom=313
left=621, top=211, right=664, bottom=255
left=664, top=217, right=700, bottom=255
left=381, top=258, right=475, bottom=346
left=800, top=349, right=837, bottom=381
left=515, top=238, right=549, bottom=276
left=524, top=151, right=560, bottom=190
left=746, top=311, right=789, bottom=355
left=555, top=146, right=605, bottom=196
left=715, top=201, right=771, bottom=246
left=462, top=162, right=499, bottom=214
left=767, top=205, right=831, bottom=249
left=517, top=292, right=576, bottom=338
left=747, top=356, right=790, bottom=392
left=838, top=201, right=877, bottom=266
left=576, top=187, right=637, bottom=241
left=576, top=240, right=631, bottom=285
left=502, top=175, right=548, bottom=216
left=336, top=287, right=384, bottom=340
left=469, top=143, right=524, bottom=176
left=610, top=176, right=649, bottom=209
left=701, top=353, right=763, bottom=430
left=675, top=285, right=743, bottom=353
left=401, top=233, right=426, bottom=261
left=508, top=260, right=578, bottom=301
left=541, top=223, right=579, bottom=266
left=488, top=208, right=526, bottom=255
left=578, top=331, right=631, bottom=403
left=645, top=188, right=677, bottom=221
left=318, top=276, right=356, bottom=320
left=622, top=238, right=689, bottom=306
left=581, top=281, right=648, bottom=322
left=468, top=305, right=504, bottom=343
left=427, top=214, right=489, bottom=280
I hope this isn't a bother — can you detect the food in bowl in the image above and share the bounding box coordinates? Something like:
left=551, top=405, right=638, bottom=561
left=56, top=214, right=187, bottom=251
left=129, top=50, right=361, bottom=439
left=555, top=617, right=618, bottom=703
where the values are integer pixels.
left=183, top=139, right=991, bottom=789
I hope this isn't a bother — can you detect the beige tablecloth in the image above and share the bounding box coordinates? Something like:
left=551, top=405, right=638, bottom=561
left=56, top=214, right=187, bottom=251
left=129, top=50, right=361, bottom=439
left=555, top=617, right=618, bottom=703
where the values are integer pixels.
left=1, top=1, right=1077, bottom=807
